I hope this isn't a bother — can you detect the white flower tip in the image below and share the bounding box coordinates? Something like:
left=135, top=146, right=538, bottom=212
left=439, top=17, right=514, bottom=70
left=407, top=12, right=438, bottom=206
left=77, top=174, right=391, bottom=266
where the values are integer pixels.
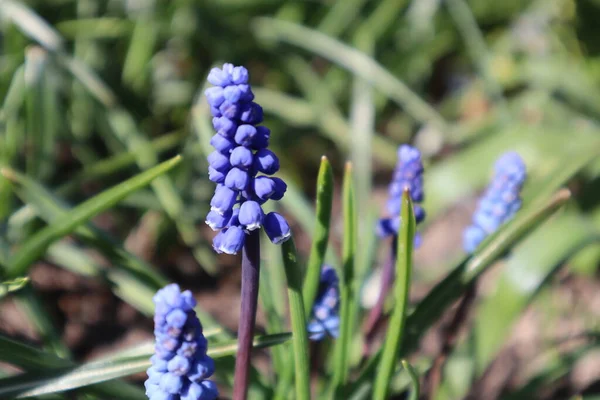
left=205, top=220, right=219, bottom=231
left=244, top=223, right=261, bottom=231
left=218, top=245, right=237, bottom=255
left=210, top=206, right=225, bottom=216
left=272, top=232, right=291, bottom=245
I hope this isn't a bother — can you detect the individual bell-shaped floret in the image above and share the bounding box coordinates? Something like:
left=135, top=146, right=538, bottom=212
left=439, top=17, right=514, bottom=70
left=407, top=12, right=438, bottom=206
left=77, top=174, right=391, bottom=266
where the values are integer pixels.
left=224, top=167, right=250, bottom=191
left=207, top=151, right=231, bottom=172
left=238, top=201, right=264, bottom=231
left=205, top=210, right=232, bottom=231
left=263, top=212, right=291, bottom=244
left=212, top=116, right=236, bottom=138
left=229, top=146, right=254, bottom=169
left=216, top=226, right=245, bottom=254
left=234, top=125, right=257, bottom=147
left=253, top=149, right=280, bottom=175
left=210, top=134, right=235, bottom=153
left=209, top=185, right=237, bottom=216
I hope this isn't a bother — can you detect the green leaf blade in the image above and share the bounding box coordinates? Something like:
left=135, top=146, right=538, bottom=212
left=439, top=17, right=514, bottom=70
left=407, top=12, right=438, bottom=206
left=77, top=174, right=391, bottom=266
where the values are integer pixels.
left=333, top=162, right=357, bottom=393
left=373, top=189, right=415, bottom=400
left=4, top=155, right=182, bottom=278
left=303, top=155, right=334, bottom=316
left=281, top=238, right=311, bottom=400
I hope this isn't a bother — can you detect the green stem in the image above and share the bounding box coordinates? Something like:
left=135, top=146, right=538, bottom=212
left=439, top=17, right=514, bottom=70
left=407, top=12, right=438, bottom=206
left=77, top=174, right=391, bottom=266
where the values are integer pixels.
left=281, top=238, right=311, bottom=400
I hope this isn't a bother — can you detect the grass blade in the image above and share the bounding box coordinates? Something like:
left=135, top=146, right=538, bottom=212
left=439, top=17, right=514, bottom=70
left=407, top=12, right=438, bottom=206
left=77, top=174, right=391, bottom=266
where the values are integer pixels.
left=0, top=276, right=29, bottom=298
left=445, top=0, right=509, bottom=119
left=0, top=0, right=64, bottom=51
left=252, top=17, right=450, bottom=132
left=281, top=238, right=311, bottom=400
left=280, top=57, right=398, bottom=168
left=333, top=162, right=357, bottom=393
left=0, top=334, right=71, bottom=371
left=402, top=359, right=421, bottom=400
left=3, top=155, right=182, bottom=278
left=373, top=190, right=415, bottom=400
left=303, top=156, right=334, bottom=315
left=473, top=211, right=599, bottom=373
left=318, top=0, right=368, bottom=37
left=14, top=286, right=70, bottom=358
left=0, top=333, right=291, bottom=398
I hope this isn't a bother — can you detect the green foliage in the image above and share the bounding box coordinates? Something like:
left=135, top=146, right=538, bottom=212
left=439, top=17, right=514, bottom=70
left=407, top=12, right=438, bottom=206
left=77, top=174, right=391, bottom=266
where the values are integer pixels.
left=0, top=0, right=599, bottom=399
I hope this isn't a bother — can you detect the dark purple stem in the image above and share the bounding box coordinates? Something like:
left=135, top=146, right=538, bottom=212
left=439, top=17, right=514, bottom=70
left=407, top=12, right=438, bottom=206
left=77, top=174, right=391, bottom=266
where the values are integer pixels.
left=363, top=236, right=398, bottom=348
left=233, top=230, right=261, bottom=400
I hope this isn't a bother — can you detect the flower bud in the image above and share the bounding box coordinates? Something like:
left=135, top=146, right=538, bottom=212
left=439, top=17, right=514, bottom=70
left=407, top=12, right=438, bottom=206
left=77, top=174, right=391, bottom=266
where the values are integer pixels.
left=253, top=149, right=279, bottom=175
left=229, top=146, right=254, bottom=169
left=207, top=67, right=231, bottom=87
left=234, top=125, right=257, bottom=147
left=224, top=167, right=249, bottom=191
left=238, top=201, right=264, bottom=231
left=263, top=212, right=291, bottom=244
left=209, top=185, right=236, bottom=215
left=210, top=134, right=235, bottom=153
left=217, top=226, right=245, bottom=254
left=207, top=151, right=231, bottom=172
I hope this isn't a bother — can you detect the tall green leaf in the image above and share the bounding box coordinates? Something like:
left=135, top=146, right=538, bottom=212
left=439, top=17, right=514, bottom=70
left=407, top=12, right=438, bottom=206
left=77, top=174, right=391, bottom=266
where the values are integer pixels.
left=281, top=238, right=311, bottom=400
left=303, top=156, right=334, bottom=315
left=373, top=190, right=415, bottom=400
left=333, top=162, right=357, bottom=394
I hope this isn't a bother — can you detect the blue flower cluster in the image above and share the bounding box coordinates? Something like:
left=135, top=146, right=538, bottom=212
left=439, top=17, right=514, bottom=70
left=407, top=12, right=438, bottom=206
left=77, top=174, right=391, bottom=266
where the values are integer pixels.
left=204, top=63, right=291, bottom=255
left=463, top=151, right=526, bottom=253
left=307, top=265, right=340, bottom=341
left=145, top=284, right=218, bottom=400
left=377, top=145, right=426, bottom=241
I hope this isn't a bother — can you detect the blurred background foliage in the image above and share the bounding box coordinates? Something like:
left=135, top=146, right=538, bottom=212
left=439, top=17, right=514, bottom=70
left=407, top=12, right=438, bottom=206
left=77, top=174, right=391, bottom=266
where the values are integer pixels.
left=0, top=0, right=600, bottom=398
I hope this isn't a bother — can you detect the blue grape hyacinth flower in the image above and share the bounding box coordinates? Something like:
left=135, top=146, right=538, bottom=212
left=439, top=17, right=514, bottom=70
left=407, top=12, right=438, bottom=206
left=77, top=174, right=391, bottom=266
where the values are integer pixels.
left=145, top=284, right=218, bottom=400
left=463, top=151, right=527, bottom=253
left=205, top=63, right=290, bottom=254
left=377, top=145, right=426, bottom=242
left=307, top=265, right=340, bottom=341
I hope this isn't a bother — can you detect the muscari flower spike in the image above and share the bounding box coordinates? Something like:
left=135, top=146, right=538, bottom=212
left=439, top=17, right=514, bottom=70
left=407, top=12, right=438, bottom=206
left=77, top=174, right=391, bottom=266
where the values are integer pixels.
left=307, top=265, right=340, bottom=342
left=463, top=151, right=526, bottom=254
left=145, top=284, right=218, bottom=400
left=377, top=145, right=426, bottom=244
left=205, top=63, right=290, bottom=255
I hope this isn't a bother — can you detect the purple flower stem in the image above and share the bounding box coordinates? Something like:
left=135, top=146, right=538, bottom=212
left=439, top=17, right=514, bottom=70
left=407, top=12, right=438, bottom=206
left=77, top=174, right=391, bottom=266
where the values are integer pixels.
left=363, top=236, right=398, bottom=351
left=233, top=229, right=261, bottom=400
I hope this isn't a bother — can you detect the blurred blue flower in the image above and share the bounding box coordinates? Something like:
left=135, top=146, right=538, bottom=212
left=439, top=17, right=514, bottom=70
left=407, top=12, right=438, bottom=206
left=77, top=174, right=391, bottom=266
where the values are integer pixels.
left=308, top=265, right=340, bottom=341
left=145, top=284, right=218, bottom=400
left=377, top=145, right=426, bottom=242
left=205, top=64, right=290, bottom=254
left=463, top=151, right=527, bottom=253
